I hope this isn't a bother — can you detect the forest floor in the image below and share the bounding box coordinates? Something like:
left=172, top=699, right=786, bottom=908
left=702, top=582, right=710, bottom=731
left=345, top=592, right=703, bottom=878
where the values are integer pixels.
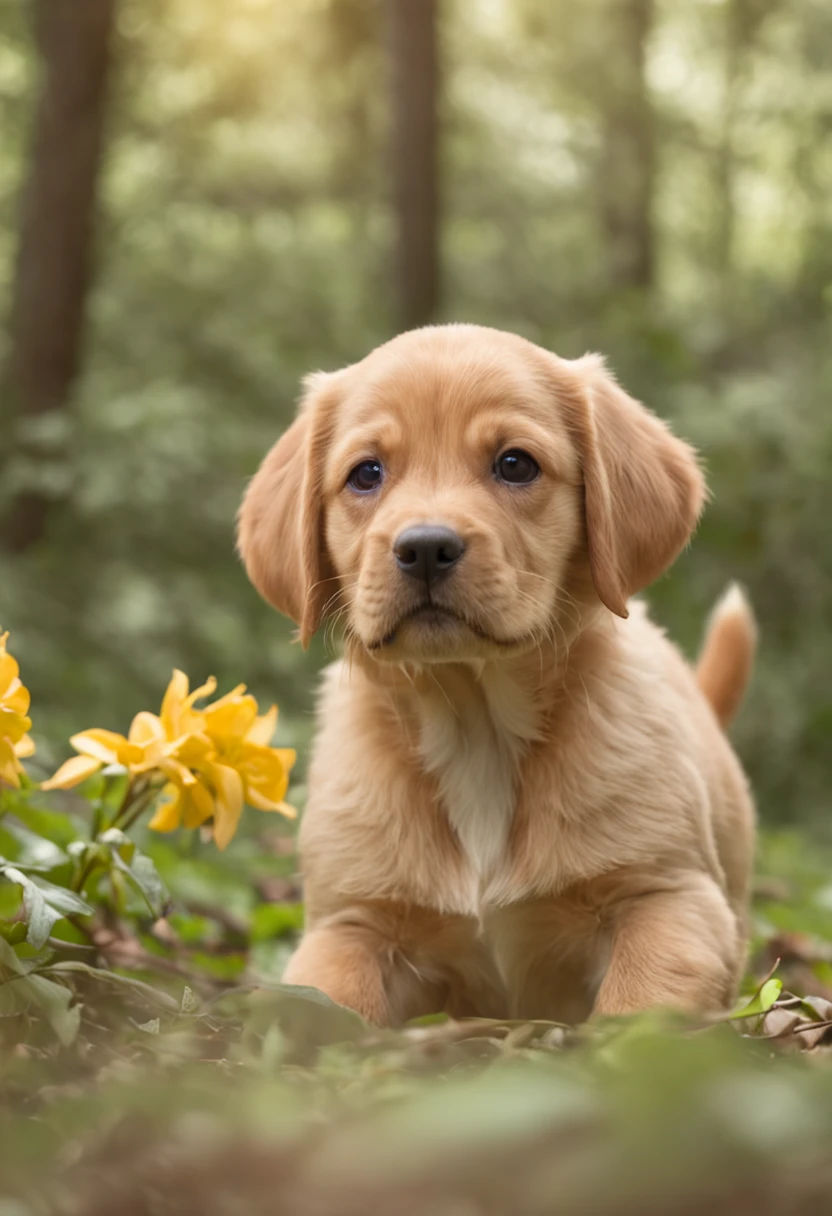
left=3, top=828, right=832, bottom=1216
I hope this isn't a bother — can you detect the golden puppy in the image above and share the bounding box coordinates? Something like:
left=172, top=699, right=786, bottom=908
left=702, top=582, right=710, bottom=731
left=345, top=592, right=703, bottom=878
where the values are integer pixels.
left=238, top=324, right=756, bottom=1025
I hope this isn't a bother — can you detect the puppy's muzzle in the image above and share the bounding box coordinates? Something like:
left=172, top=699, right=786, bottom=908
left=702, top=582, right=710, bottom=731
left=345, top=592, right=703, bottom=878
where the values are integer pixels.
left=393, top=525, right=465, bottom=588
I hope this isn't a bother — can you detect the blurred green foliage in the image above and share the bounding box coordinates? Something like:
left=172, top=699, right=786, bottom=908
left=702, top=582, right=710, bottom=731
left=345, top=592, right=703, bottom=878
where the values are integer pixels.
left=3, top=772, right=832, bottom=1213
left=0, top=0, right=830, bottom=832
left=7, top=1013, right=832, bottom=1216
left=4, top=848, right=832, bottom=1216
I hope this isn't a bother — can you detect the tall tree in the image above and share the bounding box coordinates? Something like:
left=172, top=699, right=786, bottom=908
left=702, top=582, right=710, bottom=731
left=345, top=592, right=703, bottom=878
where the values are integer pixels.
left=596, top=0, right=655, bottom=291
left=714, top=0, right=778, bottom=289
left=388, top=0, right=440, bottom=330
left=0, top=0, right=115, bottom=553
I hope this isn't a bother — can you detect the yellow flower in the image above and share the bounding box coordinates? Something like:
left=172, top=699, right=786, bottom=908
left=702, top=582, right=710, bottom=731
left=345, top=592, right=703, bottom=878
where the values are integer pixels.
left=159, top=669, right=217, bottom=740
left=43, top=668, right=295, bottom=850
left=0, top=632, right=36, bottom=789
left=147, top=738, right=217, bottom=834
left=198, top=691, right=296, bottom=849
left=42, top=671, right=216, bottom=792
left=41, top=727, right=142, bottom=791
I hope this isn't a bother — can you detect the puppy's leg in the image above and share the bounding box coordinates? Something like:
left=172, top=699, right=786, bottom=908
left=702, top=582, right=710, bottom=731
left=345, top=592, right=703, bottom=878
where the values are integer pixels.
left=487, top=897, right=602, bottom=1024
left=283, top=905, right=447, bottom=1026
left=593, top=873, right=740, bottom=1016
left=283, top=920, right=392, bottom=1025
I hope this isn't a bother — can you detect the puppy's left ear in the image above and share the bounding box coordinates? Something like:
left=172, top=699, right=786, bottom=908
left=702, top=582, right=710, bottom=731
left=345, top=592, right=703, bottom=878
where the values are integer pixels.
left=237, top=372, right=340, bottom=647
left=561, top=356, right=706, bottom=618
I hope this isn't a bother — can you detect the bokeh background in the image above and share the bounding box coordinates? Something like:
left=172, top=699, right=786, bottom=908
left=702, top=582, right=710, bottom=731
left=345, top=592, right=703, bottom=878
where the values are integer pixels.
left=0, top=0, right=830, bottom=832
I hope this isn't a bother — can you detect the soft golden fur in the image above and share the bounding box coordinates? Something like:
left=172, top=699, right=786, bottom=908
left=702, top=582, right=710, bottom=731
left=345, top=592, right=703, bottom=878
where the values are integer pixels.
left=238, top=324, right=756, bottom=1025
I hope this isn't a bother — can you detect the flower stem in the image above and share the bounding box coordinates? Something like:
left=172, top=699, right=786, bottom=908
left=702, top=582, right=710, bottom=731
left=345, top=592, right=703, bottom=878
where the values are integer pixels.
left=112, top=775, right=147, bottom=828
left=119, top=794, right=153, bottom=833
left=117, top=779, right=165, bottom=833
left=72, top=856, right=100, bottom=894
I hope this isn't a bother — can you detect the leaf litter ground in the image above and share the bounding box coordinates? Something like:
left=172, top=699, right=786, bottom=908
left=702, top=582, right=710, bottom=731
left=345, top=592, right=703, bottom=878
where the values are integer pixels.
left=4, top=828, right=832, bottom=1214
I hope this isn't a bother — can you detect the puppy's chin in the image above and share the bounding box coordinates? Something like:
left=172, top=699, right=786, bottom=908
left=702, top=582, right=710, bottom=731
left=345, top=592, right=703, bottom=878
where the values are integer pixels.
left=361, top=606, right=536, bottom=665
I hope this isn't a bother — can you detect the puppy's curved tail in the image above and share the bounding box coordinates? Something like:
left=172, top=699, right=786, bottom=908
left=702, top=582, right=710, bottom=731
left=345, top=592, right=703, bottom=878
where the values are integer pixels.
left=696, top=583, right=757, bottom=729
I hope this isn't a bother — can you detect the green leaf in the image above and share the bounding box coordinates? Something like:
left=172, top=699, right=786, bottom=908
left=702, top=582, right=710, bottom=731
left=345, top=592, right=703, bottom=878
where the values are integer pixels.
left=166, top=912, right=211, bottom=944
left=23, top=975, right=81, bottom=1046
left=251, top=901, right=304, bottom=941
left=0, top=866, right=93, bottom=949
left=0, top=938, right=80, bottom=1046
left=0, top=876, right=22, bottom=920
left=3, top=866, right=58, bottom=949
left=1, top=821, right=68, bottom=871
left=44, top=961, right=180, bottom=1011
left=111, top=849, right=168, bottom=919
left=98, top=826, right=136, bottom=864
left=0, top=939, right=40, bottom=978
left=729, top=978, right=783, bottom=1020
left=241, top=982, right=368, bottom=1062
left=407, top=1011, right=452, bottom=1027
left=27, top=877, right=95, bottom=918
left=180, top=985, right=199, bottom=1014
left=0, top=921, right=27, bottom=946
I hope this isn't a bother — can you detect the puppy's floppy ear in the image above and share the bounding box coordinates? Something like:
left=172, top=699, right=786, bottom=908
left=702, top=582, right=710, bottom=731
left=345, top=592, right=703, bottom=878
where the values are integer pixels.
left=561, top=355, right=706, bottom=618
left=237, top=372, right=340, bottom=647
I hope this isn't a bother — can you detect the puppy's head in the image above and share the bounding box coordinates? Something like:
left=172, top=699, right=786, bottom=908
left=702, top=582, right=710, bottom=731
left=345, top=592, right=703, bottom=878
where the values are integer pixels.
left=238, top=326, right=704, bottom=663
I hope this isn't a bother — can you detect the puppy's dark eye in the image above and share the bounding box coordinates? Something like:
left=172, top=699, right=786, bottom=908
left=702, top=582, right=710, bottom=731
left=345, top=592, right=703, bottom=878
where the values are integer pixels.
left=495, top=450, right=539, bottom=485
left=347, top=460, right=384, bottom=493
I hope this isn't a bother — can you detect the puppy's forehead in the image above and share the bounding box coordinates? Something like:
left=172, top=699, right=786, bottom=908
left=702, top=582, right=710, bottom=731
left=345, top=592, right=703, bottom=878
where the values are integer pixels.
left=336, top=328, right=560, bottom=437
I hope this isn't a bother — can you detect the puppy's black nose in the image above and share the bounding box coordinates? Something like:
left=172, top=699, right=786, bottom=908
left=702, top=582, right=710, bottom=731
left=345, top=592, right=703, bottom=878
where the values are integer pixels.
left=394, top=525, right=465, bottom=584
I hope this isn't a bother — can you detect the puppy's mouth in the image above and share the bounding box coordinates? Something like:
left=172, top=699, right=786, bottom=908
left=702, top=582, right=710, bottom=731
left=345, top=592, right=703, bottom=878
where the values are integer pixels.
left=368, top=601, right=511, bottom=652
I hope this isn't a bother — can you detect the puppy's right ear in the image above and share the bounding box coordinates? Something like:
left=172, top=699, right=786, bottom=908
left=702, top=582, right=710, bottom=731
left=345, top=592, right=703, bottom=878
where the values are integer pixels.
left=237, top=373, right=340, bottom=647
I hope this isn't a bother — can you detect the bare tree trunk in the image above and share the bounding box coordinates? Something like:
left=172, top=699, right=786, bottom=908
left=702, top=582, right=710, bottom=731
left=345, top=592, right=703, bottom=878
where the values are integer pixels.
left=0, top=0, right=115, bottom=553
left=389, top=0, right=440, bottom=331
left=714, top=1, right=777, bottom=278
left=597, top=0, right=655, bottom=291
left=709, top=0, right=779, bottom=364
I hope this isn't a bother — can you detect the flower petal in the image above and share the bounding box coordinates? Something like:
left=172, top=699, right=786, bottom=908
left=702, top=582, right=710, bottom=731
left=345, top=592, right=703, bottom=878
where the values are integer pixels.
left=0, top=738, right=21, bottom=788
left=41, top=754, right=102, bottom=790
left=0, top=635, right=19, bottom=700
left=168, top=731, right=214, bottom=766
left=203, top=684, right=246, bottom=711
left=182, top=778, right=215, bottom=829
left=275, top=748, right=297, bottom=774
left=70, top=729, right=136, bottom=766
left=0, top=706, right=31, bottom=744
left=3, top=679, right=30, bottom=717
left=148, top=785, right=183, bottom=833
left=14, top=733, right=35, bottom=759
left=160, top=669, right=189, bottom=738
left=207, top=762, right=244, bottom=850
left=157, top=757, right=198, bottom=787
left=160, top=670, right=216, bottom=739
left=245, top=788, right=297, bottom=818
left=185, top=675, right=218, bottom=710
left=246, top=705, right=277, bottom=746
left=203, top=695, right=258, bottom=742
left=238, top=743, right=295, bottom=806
left=128, top=711, right=166, bottom=747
